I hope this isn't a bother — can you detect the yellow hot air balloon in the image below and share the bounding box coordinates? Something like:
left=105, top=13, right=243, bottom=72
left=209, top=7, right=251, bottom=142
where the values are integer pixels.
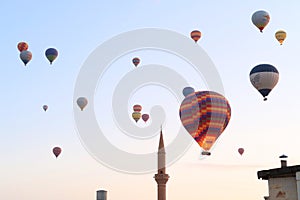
left=132, top=112, right=141, bottom=123
left=275, top=30, right=287, bottom=45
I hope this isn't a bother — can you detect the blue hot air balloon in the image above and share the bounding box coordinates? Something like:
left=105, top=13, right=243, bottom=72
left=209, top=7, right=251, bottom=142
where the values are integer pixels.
left=182, top=87, right=195, bottom=97
left=249, top=64, right=279, bottom=101
left=45, top=48, right=58, bottom=64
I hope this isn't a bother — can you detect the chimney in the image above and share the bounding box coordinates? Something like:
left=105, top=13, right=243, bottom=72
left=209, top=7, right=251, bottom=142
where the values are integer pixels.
left=97, top=190, right=107, bottom=200
left=279, top=154, right=288, bottom=168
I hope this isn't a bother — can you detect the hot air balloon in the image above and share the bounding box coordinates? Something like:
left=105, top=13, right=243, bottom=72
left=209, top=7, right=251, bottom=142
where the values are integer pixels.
left=251, top=10, right=270, bottom=33
left=179, top=91, right=231, bottom=154
left=43, top=105, right=48, bottom=112
left=132, top=57, right=140, bottom=67
left=17, top=42, right=28, bottom=52
left=19, top=50, right=32, bottom=66
left=142, top=114, right=150, bottom=123
left=238, top=148, right=244, bottom=155
left=275, top=30, right=287, bottom=45
left=53, top=147, right=62, bottom=158
left=132, top=112, right=141, bottom=122
left=77, top=97, right=88, bottom=111
left=45, top=48, right=58, bottom=64
left=182, top=87, right=195, bottom=97
left=249, top=64, right=279, bottom=101
left=190, top=30, right=201, bottom=43
left=133, top=104, right=142, bottom=112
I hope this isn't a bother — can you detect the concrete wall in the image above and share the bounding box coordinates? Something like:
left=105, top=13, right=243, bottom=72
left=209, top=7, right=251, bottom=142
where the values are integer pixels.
left=268, top=177, right=297, bottom=200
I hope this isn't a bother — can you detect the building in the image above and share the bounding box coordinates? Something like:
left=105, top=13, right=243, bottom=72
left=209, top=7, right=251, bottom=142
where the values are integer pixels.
left=154, top=130, right=170, bottom=200
left=257, top=155, right=300, bottom=200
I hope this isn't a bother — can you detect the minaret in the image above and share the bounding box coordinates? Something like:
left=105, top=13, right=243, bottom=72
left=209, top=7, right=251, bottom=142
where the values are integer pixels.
left=154, top=129, right=169, bottom=200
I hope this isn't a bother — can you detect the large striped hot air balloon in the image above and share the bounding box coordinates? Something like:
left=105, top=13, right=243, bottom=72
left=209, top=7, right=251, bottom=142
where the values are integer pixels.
left=179, top=91, right=231, bottom=153
left=251, top=10, right=270, bottom=33
left=249, top=64, right=279, bottom=101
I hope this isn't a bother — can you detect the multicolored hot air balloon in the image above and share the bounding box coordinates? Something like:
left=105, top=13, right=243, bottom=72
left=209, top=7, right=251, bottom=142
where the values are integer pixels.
left=53, top=147, right=62, bottom=158
left=132, top=57, right=140, bottom=67
left=142, top=114, right=150, bottom=123
left=251, top=10, right=270, bottom=33
left=190, top=30, right=201, bottom=43
left=249, top=64, right=279, bottom=101
left=182, top=87, right=195, bottom=97
left=43, top=105, right=48, bottom=112
left=17, top=42, right=28, bottom=52
left=133, top=104, right=142, bottom=112
left=238, top=148, right=244, bottom=155
left=20, top=50, right=32, bottom=66
left=132, top=112, right=141, bottom=122
left=45, top=48, right=58, bottom=64
left=179, top=91, right=231, bottom=154
left=77, top=97, right=88, bottom=111
left=275, top=30, right=287, bottom=45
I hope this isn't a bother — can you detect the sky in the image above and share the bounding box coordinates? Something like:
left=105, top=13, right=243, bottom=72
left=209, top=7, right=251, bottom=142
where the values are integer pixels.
left=1, top=0, right=300, bottom=200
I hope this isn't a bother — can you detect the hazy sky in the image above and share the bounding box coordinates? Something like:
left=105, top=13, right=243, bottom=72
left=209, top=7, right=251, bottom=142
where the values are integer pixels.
left=1, top=1, right=300, bottom=200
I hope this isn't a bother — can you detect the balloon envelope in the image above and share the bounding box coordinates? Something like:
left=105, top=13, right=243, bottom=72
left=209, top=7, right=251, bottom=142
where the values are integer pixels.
left=132, top=112, right=141, bottom=122
left=142, top=114, right=150, bottom=122
left=45, top=48, right=58, bottom=64
left=179, top=91, right=231, bottom=152
left=77, top=97, right=88, bottom=111
left=238, top=148, right=244, bottom=155
left=249, top=64, right=279, bottom=101
left=275, top=30, right=287, bottom=45
left=182, top=87, right=195, bottom=97
left=53, top=147, right=62, bottom=158
left=43, top=105, right=48, bottom=111
left=190, top=30, right=201, bottom=42
left=133, top=104, right=142, bottom=112
left=17, top=42, right=28, bottom=52
left=132, top=57, right=140, bottom=67
left=20, top=50, right=32, bottom=66
left=251, top=10, right=270, bottom=32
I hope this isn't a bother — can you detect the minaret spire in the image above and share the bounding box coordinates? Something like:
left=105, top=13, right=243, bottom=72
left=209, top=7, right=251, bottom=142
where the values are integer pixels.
left=154, top=128, right=169, bottom=200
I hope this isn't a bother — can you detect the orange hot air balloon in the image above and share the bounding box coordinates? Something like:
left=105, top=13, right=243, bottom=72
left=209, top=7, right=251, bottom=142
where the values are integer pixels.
left=179, top=91, right=231, bottom=154
left=17, top=42, right=28, bottom=52
left=190, top=30, right=201, bottom=42
left=53, top=147, right=62, bottom=158
left=238, top=148, right=244, bottom=155
left=133, top=104, right=142, bottom=112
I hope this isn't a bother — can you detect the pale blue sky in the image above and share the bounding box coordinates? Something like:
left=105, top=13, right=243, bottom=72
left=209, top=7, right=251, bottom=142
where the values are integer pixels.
left=1, top=1, right=300, bottom=199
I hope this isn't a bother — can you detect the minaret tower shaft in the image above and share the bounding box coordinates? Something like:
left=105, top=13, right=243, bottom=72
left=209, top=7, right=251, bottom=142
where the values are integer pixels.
left=154, top=130, right=169, bottom=200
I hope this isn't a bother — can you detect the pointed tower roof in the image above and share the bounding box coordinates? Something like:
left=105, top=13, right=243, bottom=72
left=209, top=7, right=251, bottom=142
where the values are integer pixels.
left=158, top=127, right=165, bottom=151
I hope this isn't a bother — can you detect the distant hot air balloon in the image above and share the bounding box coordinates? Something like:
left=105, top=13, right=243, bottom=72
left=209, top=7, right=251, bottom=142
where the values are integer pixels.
left=132, top=112, right=141, bottom=122
left=53, top=147, right=62, bottom=158
left=132, top=57, right=140, bottom=67
left=20, top=50, right=32, bottom=66
left=251, top=10, right=270, bottom=32
left=249, top=64, right=279, bottom=101
left=275, top=30, right=287, bottom=45
left=43, top=105, right=48, bottom=112
left=238, top=148, right=244, bottom=155
left=17, top=42, right=28, bottom=52
left=142, top=114, right=150, bottom=123
left=45, top=48, right=58, bottom=64
left=179, top=91, right=231, bottom=154
left=190, top=30, right=201, bottom=42
left=182, top=87, right=195, bottom=97
left=133, top=104, right=142, bottom=112
left=77, top=97, right=88, bottom=111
